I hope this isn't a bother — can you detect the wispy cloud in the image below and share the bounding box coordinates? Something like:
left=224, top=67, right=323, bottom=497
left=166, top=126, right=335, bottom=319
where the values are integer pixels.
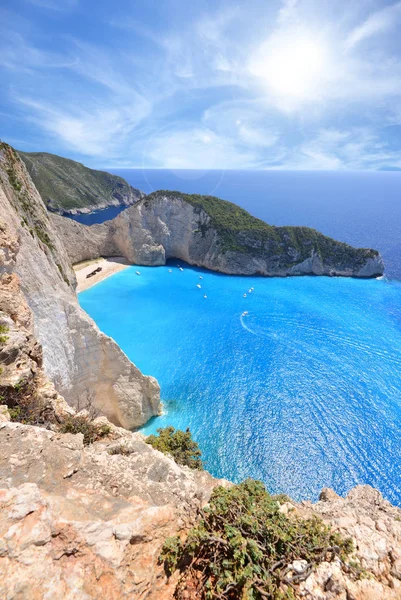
left=277, top=128, right=401, bottom=171
left=16, top=96, right=150, bottom=157
left=278, top=0, right=298, bottom=24
left=345, top=2, right=401, bottom=51
left=2, top=0, right=401, bottom=169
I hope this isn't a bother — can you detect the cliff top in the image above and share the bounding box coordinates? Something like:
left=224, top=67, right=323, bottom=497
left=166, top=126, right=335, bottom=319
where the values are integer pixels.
left=146, top=190, right=380, bottom=264
left=18, top=151, right=142, bottom=213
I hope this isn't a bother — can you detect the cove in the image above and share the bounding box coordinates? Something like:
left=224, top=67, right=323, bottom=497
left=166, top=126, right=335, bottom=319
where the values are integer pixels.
left=79, top=264, right=401, bottom=505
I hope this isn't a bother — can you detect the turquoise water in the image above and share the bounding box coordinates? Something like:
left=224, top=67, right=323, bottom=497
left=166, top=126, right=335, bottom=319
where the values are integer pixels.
left=79, top=264, right=401, bottom=505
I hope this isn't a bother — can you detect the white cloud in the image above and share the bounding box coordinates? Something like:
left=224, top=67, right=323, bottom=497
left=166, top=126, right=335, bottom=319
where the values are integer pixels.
left=276, top=128, right=401, bottom=171
left=278, top=0, right=298, bottom=24
left=4, top=0, right=401, bottom=169
left=345, top=2, right=401, bottom=51
left=143, top=125, right=261, bottom=169
left=0, top=31, right=76, bottom=72
left=15, top=96, right=150, bottom=157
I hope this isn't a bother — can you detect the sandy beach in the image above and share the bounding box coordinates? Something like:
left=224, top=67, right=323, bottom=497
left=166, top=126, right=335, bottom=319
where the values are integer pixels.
left=74, top=257, right=131, bottom=292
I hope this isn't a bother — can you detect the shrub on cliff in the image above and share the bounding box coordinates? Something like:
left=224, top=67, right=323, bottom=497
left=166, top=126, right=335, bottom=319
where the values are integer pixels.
left=1, top=380, right=55, bottom=426
left=59, top=415, right=111, bottom=445
left=146, top=426, right=204, bottom=470
left=0, top=324, right=9, bottom=344
left=160, top=479, right=354, bottom=600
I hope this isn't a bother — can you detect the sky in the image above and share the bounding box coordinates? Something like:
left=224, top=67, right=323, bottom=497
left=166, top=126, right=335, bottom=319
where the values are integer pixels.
left=2, top=0, right=401, bottom=170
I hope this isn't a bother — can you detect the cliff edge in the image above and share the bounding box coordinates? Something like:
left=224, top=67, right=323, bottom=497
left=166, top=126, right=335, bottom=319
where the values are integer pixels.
left=0, top=143, right=160, bottom=428
left=53, top=191, right=384, bottom=278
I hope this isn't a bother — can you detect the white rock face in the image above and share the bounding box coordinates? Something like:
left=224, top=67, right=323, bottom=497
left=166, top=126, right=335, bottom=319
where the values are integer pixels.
left=53, top=194, right=385, bottom=278
left=0, top=143, right=160, bottom=429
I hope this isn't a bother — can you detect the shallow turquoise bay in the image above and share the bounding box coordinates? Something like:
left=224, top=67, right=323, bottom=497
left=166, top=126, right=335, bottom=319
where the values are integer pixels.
left=79, top=265, right=401, bottom=505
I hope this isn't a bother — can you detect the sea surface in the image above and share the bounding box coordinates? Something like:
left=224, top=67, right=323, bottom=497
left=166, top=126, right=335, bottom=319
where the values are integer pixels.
left=71, top=169, right=401, bottom=280
left=79, top=263, right=401, bottom=505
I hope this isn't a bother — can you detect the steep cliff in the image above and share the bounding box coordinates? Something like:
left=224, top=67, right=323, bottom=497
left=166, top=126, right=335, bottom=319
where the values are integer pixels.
left=0, top=143, right=160, bottom=428
left=19, top=151, right=143, bottom=215
left=53, top=191, right=384, bottom=278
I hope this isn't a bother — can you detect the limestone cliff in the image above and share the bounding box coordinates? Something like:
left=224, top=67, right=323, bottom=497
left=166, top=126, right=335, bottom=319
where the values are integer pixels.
left=19, top=151, right=143, bottom=215
left=53, top=191, right=384, bottom=278
left=0, top=143, right=160, bottom=428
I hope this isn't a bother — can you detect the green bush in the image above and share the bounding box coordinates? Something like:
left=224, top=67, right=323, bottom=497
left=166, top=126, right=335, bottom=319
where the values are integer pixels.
left=160, top=479, right=354, bottom=600
left=6, top=167, right=22, bottom=191
left=1, top=380, right=53, bottom=426
left=108, top=444, right=133, bottom=456
left=146, top=426, right=204, bottom=470
left=59, top=414, right=111, bottom=445
left=0, top=324, right=9, bottom=344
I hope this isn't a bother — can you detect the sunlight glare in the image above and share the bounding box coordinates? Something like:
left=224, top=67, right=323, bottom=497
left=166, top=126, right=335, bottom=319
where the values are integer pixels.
left=250, top=32, right=327, bottom=99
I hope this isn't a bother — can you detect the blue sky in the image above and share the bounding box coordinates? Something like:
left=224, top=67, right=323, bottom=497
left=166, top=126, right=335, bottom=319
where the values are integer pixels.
left=2, top=0, right=401, bottom=170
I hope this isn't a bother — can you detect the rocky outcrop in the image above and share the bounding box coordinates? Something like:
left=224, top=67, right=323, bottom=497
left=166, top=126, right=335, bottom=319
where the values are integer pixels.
left=292, top=486, right=401, bottom=599
left=0, top=417, right=400, bottom=599
left=53, top=192, right=384, bottom=278
left=0, top=419, right=225, bottom=600
left=19, top=151, right=143, bottom=215
left=0, top=143, right=161, bottom=428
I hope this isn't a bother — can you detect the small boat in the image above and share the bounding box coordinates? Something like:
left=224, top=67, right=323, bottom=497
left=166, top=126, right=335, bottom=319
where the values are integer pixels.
left=179, top=267, right=184, bottom=272
left=168, top=269, right=172, bottom=273
left=196, top=284, right=201, bottom=288
left=242, top=311, right=248, bottom=316
left=248, top=289, right=252, bottom=293
left=204, top=294, right=207, bottom=299
left=136, top=271, right=141, bottom=275
left=199, top=276, right=203, bottom=280
left=250, top=287, right=254, bottom=291
left=243, top=293, right=247, bottom=298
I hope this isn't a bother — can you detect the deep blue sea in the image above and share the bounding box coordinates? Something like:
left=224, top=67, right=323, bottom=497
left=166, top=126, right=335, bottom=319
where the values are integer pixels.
left=77, top=170, right=401, bottom=504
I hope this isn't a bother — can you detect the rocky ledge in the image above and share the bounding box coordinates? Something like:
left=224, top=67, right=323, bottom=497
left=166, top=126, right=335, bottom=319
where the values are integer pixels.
left=53, top=191, right=384, bottom=278
left=0, top=411, right=400, bottom=599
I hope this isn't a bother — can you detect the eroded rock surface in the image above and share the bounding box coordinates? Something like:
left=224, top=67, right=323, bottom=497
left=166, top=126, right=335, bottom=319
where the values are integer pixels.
left=0, top=420, right=224, bottom=600
left=0, top=143, right=160, bottom=428
left=52, top=193, right=384, bottom=278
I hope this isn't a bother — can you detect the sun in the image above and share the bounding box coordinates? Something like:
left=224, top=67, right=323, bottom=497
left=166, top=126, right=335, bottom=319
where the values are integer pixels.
left=250, top=32, right=327, bottom=99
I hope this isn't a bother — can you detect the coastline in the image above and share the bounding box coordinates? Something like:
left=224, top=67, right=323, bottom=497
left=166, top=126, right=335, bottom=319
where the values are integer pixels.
left=74, top=256, right=131, bottom=292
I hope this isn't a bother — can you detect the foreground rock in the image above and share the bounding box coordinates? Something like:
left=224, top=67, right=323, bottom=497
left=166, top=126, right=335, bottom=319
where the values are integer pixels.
left=0, top=420, right=224, bottom=599
left=53, top=191, right=384, bottom=278
left=0, top=142, right=160, bottom=428
left=0, top=418, right=400, bottom=599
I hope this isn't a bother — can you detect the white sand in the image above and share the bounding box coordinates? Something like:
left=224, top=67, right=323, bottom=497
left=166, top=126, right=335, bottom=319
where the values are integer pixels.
left=74, top=257, right=131, bottom=292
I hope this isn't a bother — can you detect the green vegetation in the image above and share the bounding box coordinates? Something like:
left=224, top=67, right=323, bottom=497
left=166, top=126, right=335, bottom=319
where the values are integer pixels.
left=0, top=380, right=54, bottom=426
left=160, top=479, right=354, bottom=600
left=0, top=324, right=9, bottom=344
left=56, top=262, right=69, bottom=285
left=146, top=426, right=204, bottom=470
left=147, top=191, right=378, bottom=268
left=59, top=414, right=111, bottom=445
left=19, top=151, right=141, bottom=213
left=34, top=225, right=55, bottom=250
left=108, top=444, right=133, bottom=456
left=6, top=167, right=22, bottom=191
